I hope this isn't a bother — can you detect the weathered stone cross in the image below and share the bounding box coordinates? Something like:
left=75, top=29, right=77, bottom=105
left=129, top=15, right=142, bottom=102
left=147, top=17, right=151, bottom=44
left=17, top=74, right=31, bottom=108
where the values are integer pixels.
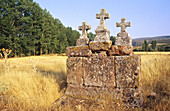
left=116, top=18, right=131, bottom=32
left=78, top=22, right=91, bottom=37
left=96, top=9, right=110, bottom=26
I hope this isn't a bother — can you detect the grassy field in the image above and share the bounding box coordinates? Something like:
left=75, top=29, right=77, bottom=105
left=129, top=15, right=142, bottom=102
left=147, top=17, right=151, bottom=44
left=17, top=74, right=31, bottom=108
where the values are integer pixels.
left=0, top=53, right=169, bottom=110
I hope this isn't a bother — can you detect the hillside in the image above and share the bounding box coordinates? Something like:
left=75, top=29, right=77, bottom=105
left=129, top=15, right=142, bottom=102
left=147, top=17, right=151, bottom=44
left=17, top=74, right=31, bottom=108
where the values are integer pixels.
left=132, top=36, right=170, bottom=46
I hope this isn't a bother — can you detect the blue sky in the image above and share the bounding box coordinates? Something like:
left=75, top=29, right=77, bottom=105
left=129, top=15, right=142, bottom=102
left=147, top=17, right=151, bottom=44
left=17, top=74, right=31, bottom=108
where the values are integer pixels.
left=34, top=0, right=170, bottom=39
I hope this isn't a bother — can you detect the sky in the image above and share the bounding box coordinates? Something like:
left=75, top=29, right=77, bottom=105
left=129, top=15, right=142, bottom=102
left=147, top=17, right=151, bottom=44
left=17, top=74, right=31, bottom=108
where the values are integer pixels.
left=34, top=0, right=170, bottom=39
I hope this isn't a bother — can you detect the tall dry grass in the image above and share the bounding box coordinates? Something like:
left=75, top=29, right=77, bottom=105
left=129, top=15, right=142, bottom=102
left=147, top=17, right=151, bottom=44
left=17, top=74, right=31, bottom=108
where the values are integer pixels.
left=140, top=55, right=170, bottom=111
left=0, top=56, right=67, bottom=110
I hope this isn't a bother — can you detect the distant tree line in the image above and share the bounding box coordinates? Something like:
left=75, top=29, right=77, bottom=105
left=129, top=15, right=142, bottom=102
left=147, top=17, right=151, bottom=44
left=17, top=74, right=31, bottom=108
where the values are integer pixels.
left=134, top=40, right=157, bottom=51
left=133, top=40, right=170, bottom=51
left=0, top=0, right=80, bottom=57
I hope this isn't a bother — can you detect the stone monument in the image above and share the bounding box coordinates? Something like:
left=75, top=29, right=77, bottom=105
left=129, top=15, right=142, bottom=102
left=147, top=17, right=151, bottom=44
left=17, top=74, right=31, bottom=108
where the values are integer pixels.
left=115, top=18, right=132, bottom=46
left=76, top=22, right=91, bottom=46
left=89, top=9, right=112, bottom=53
left=63, top=9, right=143, bottom=108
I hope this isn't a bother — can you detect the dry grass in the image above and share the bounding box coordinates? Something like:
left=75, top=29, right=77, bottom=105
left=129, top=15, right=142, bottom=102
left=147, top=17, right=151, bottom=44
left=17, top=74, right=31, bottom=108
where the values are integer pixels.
left=0, top=53, right=169, bottom=110
left=0, top=56, right=67, bottom=110
left=140, top=54, right=170, bottom=111
left=134, top=51, right=170, bottom=55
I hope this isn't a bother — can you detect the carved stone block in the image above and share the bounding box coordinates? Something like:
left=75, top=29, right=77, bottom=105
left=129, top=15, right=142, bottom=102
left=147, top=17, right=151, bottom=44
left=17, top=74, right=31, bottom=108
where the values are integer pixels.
left=89, top=41, right=112, bottom=51
left=83, top=55, right=115, bottom=88
left=115, top=56, right=141, bottom=88
left=66, top=45, right=92, bottom=57
left=67, top=57, right=83, bottom=85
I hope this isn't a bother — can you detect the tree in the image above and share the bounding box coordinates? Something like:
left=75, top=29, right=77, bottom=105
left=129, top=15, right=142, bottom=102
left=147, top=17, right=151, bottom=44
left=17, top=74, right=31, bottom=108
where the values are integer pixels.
left=142, top=40, right=148, bottom=51
left=0, top=0, right=80, bottom=56
left=151, top=40, right=157, bottom=51
left=110, top=36, right=116, bottom=45
left=88, top=32, right=95, bottom=41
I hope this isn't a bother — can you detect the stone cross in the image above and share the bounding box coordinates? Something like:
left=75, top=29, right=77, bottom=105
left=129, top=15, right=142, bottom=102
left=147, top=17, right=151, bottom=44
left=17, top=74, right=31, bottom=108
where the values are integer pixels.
left=96, top=9, right=110, bottom=26
left=78, top=22, right=91, bottom=37
left=116, top=18, right=131, bottom=32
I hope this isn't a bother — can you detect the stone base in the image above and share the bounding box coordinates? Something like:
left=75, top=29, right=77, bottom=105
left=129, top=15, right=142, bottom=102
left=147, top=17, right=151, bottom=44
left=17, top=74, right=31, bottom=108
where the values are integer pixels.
left=94, top=25, right=110, bottom=41
left=108, top=45, right=133, bottom=56
left=76, top=37, right=89, bottom=46
left=115, top=34, right=132, bottom=46
left=66, top=55, right=142, bottom=107
left=66, top=45, right=92, bottom=57
left=66, top=84, right=143, bottom=107
left=89, top=41, right=112, bottom=51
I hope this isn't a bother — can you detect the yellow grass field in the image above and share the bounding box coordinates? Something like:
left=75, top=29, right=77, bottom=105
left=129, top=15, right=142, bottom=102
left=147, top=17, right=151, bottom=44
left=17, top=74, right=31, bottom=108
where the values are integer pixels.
left=0, top=52, right=170, bottom=110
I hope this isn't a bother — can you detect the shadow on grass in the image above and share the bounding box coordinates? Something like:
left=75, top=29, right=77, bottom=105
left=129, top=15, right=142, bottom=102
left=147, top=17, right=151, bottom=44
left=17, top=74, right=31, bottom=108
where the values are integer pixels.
left=37, top=68, right=67, bottom=91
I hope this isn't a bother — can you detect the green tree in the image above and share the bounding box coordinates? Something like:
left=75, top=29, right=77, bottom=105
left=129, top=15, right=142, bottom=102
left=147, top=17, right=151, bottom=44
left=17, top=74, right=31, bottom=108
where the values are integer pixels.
left=88, top=32, right=95, bottom=41
left=0, top=0, right=80, bottom=56
left=151, top=40, right=157, bottom=51
left=110, top=36, right=116, bottom=45
left=142, top=40, right=148, bottom=51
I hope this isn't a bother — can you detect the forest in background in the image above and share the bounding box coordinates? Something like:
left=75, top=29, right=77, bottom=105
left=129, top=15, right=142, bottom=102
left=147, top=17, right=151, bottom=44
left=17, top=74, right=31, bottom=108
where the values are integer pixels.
left=0, top=0, right=82, bottom=57
left=0, top=0, right=117, bottom=57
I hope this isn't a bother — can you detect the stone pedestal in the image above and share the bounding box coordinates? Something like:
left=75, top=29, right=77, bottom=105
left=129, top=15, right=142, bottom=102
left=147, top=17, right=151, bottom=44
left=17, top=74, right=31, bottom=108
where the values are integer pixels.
left=76, top=37, right=89, bottom=46
left=115, top=35, right=132, bottom=46
left=94, top=28, right=110, bottom=41
left=66, top=55, right=143, bottom=107
left=63, top=11, right=143, bottom=108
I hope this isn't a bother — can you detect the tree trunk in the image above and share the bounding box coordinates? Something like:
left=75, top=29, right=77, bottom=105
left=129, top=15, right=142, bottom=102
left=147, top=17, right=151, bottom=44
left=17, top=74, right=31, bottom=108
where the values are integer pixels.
left=40, top=42, right=42, bottom=55
left=34, top=47, right=35, bottom=56
left=14, top=49, right=17, bottom=57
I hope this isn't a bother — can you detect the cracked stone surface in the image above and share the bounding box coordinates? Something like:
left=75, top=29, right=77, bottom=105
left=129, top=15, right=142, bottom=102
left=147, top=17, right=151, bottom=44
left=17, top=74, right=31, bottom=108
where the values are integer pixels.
left=115, top=55, right=141, bottom=88
left=67, top=57, right=84, bottom=85
left=83, top=55, right=115, bottom=88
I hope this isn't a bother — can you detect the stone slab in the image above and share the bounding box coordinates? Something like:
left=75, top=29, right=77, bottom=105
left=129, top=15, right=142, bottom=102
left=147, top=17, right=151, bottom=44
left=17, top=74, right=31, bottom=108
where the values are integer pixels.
left=83, top=55, right=115, bottom=88
left=89, top=41, right=112, bottom=51
left=115, top=55, right=141, bottom=88
left=66, top=45, right=92, bottom=57
left=67, top=57, right=83, bottom=85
